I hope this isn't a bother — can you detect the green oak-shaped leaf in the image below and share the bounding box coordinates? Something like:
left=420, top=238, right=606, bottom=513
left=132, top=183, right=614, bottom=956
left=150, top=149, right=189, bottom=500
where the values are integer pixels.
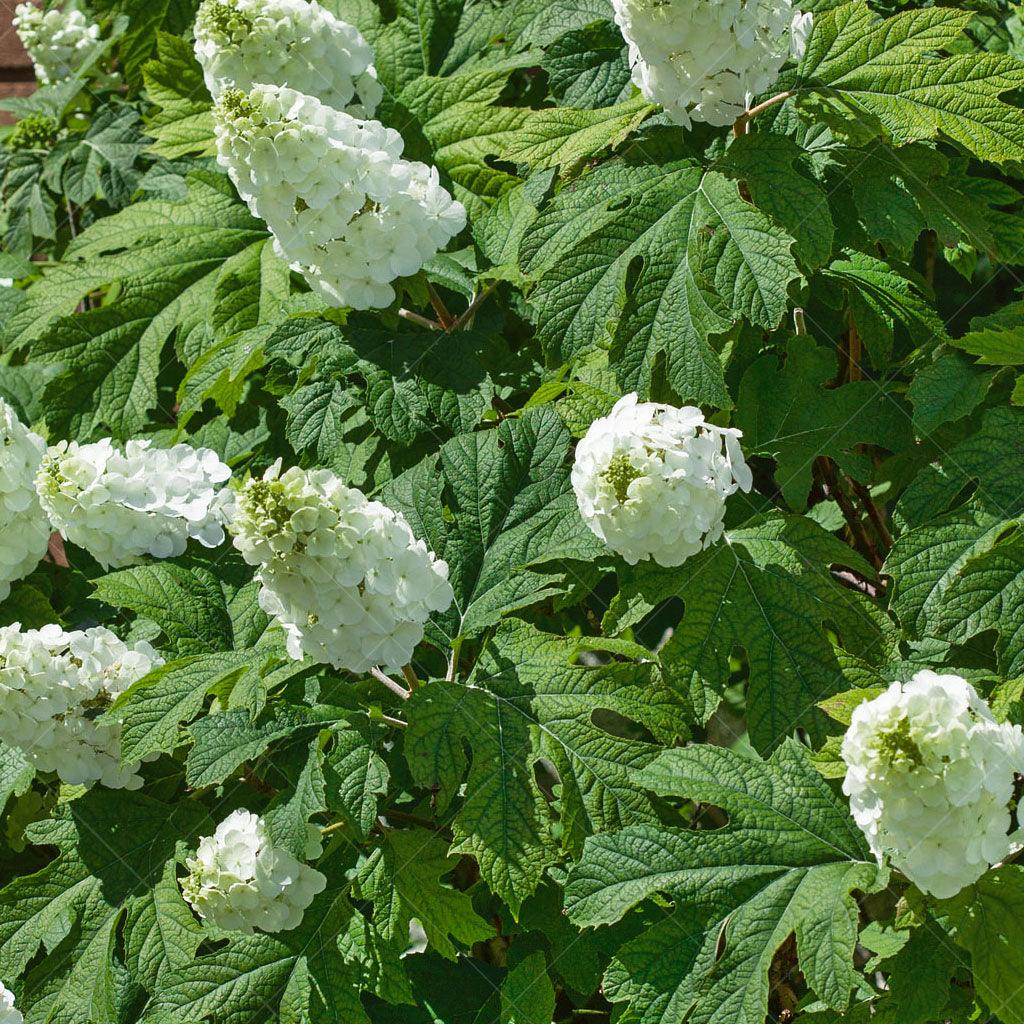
left=384, top=406, right=606, bottom=644
left=795, top=2, right=1024, bottom=164
left=521, top=154, right=801, bottom=406
left=566, top=742, right=885, bottom=1024
left=403, top=619, right=687, bottom=912
left=354, top=828, right=494, bottom=960
left=0, top=791, right=209, bottom=1023
left=606, top=512, right=896, bottom=752
left=736, top=335, right=912, bottom=509
left=947, top=866, right=1024, bottom=1024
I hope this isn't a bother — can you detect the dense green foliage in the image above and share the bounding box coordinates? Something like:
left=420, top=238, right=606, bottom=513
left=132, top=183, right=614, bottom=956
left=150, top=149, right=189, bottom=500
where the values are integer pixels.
left=2, top=0, right=1024, bottom=1020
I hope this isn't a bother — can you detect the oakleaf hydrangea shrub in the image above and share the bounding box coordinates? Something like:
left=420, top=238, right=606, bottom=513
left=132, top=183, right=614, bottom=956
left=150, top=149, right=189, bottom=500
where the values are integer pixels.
left=2, top=0, right=1024, bottom=1019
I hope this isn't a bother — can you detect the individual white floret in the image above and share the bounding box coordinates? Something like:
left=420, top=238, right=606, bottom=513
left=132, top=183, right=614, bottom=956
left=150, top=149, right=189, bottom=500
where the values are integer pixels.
left=213, top=85, right=466, bottom=310
left=0, top=399, right=52, bottom=602
left=194, top=0, right=382, bottom=116
left=0, top=623, right=162, bottom=789
left=181, top=809, right=326, bottom=933
left=229, top=460, right=454, bottom=673
left=611, top=0, right=810, bottom=128
left=0, top=983, right=22, bottom=1024
left=572, top=393, right=752, bottom=567
left=789, top=11, right=813, bottom=60
left=13, top=3, right=101, bottom=86
left=842, top=670, right=1024, bottom=899
left=36, top=438, right=232, bottom=569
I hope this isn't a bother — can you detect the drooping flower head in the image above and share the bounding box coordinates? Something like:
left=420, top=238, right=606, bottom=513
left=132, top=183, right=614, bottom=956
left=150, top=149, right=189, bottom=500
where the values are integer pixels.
left=572, top=393, right=752, bottom=567
left=36, top=438, right=232, bottom=569
left=229, top=460, right=454, bottom=673
left=0, top=399, right=51, bottom=601
left=0, top=623, right=162, bottom=789
left=181, top=809, right=326, bottom=933
left=194, top=0, right=382, bottom=116
left=213, top=84, right=466, bottom=310
left=611, top=0, right=811, bottom=128
left=842, top=670, right=1024, bottom=899
left=13, top=3, right=101, bottom=85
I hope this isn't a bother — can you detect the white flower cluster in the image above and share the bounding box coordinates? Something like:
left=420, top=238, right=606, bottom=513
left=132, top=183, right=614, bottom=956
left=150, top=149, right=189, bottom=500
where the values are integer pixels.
left=611, top=0, right=811, bottom=128
left=181, top=809, right=326, bottom=933
left=36, top=438, right=232, bottom=569
left=572, top=393, right=752, bottom=567
left=0, top=400, right=51, bottom=601
left=213, top=85, right=466, bottom=310
left=194, top=0, right=382, bottom=117
left=0, top=623, right=162, bottom=789
left=229, top=461, right=454, bottom=673
left=842, top=670, right=1024, bottom=899
left=13, top=3, right=101, bottom=86
left=0, top=984, right=22, bottom=1024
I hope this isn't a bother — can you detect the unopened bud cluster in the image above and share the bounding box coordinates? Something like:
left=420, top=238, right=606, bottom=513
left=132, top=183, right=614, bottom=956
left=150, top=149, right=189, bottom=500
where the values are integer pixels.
left=842, top=671, right=1024, bottom=899
left=13, top=3, right=100, bottom=86
left=611, top=0, right=811, bottom=128
left=5, top=114, right=61, bottom=152
left=229, top=460, right=454, bottom=673
left=572, top=393, right=752, bottom=566
left=181, top=809, right=326, bottom=933
left=0, top=623, right=162, bottom=789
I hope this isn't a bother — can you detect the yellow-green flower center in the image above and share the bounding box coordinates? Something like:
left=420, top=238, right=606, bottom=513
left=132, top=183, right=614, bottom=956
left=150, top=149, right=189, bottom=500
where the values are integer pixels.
left=877, top=718, right=922, bottom=769
left=603, top=454, right=643, bottom=504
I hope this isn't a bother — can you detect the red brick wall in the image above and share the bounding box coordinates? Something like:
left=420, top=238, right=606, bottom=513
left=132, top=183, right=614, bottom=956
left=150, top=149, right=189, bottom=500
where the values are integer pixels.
left=0, top=2, right=36, bottom=122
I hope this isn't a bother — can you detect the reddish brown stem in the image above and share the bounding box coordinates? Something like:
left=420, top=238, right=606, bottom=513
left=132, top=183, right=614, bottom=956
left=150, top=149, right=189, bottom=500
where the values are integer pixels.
left=849, top=477, right=893, bottom=553
left=815, top=457, right=883, bottom=574
left=426, top=281, right=455, bottom=330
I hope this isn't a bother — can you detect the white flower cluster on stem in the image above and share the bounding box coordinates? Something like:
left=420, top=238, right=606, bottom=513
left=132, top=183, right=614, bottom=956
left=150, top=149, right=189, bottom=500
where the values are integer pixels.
left=181, top=809, right=326, bottom=933
left=842, top=670, right=1024, bottom=899
left=611, top=0, right=811, bottom=128
left=13, top=3, right=101, bottom=85
left=0, top=400, right=51, bottom=601
left=572, top=393, right=752, bottom=567
left=36, top=438, right=232, bottom=569
left=0, top=623, right=162, bottom=789
left=212, top=84, right=466, bottom=310
left=0, top=983, right=22, bottom=1024
left=229, top=460, right=454, bottom=673
left=194, top=0, right=382, bottom=117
